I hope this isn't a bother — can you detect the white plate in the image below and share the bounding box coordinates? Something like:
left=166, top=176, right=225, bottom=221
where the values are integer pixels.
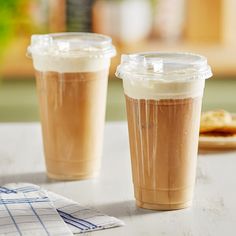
left=199, top=113, right=236, bottom=150
left=199, top=135, right=236, bottom=150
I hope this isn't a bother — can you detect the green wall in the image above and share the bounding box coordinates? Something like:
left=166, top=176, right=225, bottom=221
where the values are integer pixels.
left=0, top=78, right=235, bottom=122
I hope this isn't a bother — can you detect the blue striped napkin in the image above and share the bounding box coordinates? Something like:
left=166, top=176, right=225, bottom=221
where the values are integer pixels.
left=1, top=183, right=124, bottom=235
left=0, top=187, right=73, bottom=235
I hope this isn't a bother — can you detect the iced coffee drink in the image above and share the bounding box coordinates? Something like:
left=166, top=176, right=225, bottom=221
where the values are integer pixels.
left=28, top=33, right=116, bottom=180
left=116, top=52, right=212, bottom=210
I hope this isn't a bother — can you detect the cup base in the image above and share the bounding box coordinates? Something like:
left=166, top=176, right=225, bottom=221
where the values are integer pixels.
left=136, top=200, right=192, bottom=210
left=47, top=171, right=99, bottom=181
left=45, top=158, right=101, bottom=181
left=134, top=185, right=193, bottom=210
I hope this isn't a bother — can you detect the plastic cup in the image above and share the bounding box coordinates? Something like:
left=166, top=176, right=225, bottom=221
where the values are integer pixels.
left=27, top=32, right=116, bottom=180
left=116, top=52, right=212, bottom=210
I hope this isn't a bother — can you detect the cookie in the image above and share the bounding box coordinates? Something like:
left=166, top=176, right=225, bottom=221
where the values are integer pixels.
left=216, top=116, right=236, bottom=133
left=200, top=110, right=232, bottom=133
left=200, top=131, right=236, bottom=137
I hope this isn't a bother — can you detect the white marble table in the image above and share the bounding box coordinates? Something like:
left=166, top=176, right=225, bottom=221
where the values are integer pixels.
left=0, top=122, right=236, bottom=236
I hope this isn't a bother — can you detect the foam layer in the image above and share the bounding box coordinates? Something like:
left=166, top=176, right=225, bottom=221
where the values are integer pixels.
left=32, top=54, right=111, bottom=73
left=123, top=79, right=205, bottom=100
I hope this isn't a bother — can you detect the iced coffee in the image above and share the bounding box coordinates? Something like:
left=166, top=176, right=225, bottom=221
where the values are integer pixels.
left=116, top=52, right=212, bottom=210
left=28, top=33, right=116, bottom=180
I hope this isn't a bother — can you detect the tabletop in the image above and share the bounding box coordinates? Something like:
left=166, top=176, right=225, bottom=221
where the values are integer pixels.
left=0, top=122, right=236, bottom=236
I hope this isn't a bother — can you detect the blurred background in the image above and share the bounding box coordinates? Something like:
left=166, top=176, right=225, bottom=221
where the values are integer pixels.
left=0, top=0, right=235, bottom=122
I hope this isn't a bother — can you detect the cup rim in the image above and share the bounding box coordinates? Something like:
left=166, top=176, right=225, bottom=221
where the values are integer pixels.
left=115, top=51, right=212, bottom=82
left=27, top=32, right=116, bottom=59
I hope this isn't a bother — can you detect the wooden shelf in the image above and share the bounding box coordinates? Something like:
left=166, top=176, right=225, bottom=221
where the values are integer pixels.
left=1, top=38, right=236, bottom=78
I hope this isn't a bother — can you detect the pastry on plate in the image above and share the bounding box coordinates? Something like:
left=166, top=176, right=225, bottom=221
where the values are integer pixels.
left=200, top=110, right=236, bottom=134
left=199, top=110, right=236, bottom=149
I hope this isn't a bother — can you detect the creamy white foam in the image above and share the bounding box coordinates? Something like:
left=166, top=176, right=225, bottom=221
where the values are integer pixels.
left=32, top=54, right=111, bottom=73
left=123, top=79, right=205, bottom=100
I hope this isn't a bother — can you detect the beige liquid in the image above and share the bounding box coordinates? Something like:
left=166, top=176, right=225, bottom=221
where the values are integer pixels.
left=35, top=70, right=108, bottom=180
left=125, top=95, right=202, bottom=210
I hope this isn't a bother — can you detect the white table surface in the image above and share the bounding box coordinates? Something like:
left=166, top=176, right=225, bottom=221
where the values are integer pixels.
left=0, top=122, right=236, bottom=236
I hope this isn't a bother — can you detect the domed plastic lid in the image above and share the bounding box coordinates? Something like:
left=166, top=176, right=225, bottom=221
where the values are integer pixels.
left=27, top=32, right=116, bottom=58
left=116, top=52, right=212, bottom=81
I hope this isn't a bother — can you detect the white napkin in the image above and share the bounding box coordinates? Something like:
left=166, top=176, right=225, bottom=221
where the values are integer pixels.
left=1, top=183, right=124, bottom=235
left=0, top=187, right=73, bottom=235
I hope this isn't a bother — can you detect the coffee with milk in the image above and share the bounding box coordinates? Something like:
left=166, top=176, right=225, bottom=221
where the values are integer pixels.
left=28, top=33, right=116, bottom=180
left=116, top=52, right=212, bottom=210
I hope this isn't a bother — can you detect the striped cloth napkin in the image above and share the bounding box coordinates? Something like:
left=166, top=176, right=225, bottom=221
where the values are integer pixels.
left=0, top=183, right=124, bottom=235
left=0, top=187, right=73, bottom=235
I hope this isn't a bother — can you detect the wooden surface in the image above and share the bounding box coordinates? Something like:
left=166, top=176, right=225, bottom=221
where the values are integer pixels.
left=0, top=122, right=236, bottom=235
left=185, top=0, right=222, bottom=43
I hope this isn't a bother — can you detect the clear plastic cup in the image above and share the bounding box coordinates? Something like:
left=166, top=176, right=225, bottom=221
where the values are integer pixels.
left=27, top=33, right=116, bottom=180
left=116, top=52, right=212, bottom=210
